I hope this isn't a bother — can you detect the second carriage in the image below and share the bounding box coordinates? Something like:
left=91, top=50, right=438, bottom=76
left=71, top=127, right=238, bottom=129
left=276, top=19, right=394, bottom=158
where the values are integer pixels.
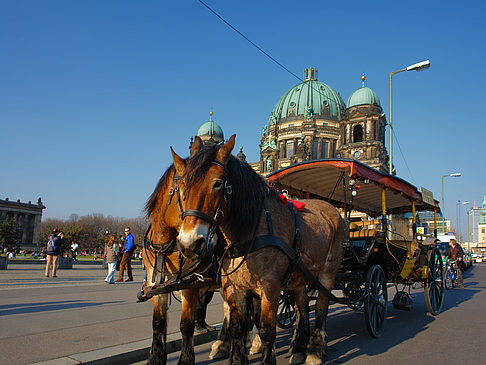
left=268, top=158, right=445, bottom=337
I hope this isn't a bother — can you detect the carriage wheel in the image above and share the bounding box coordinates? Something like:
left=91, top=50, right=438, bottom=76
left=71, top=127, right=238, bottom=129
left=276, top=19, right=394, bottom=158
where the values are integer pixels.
left=364, top=265, right=388, bottom=338
left=425, top=248, right=445, bottom=316
left=276, top=290, right=296, bottom=329
left=444, top=268, right=452, bottom=290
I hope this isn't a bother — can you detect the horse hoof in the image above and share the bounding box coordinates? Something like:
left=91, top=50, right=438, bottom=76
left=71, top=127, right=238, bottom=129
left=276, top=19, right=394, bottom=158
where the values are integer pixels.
left=305, top=354, right=322, bottom=365
left=209, top=340, right=229, bottom=360
left=289, top=352, right=306, bottom=364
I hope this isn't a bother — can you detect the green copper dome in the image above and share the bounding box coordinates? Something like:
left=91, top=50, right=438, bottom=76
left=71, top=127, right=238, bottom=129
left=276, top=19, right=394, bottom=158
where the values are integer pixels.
left=196, top=114, right=224, bottom=140
left=269, top=68, right=345, bottom=126
left=347, top=76, right=381, bottom=108
left=347, top=86, right=381, bottom=108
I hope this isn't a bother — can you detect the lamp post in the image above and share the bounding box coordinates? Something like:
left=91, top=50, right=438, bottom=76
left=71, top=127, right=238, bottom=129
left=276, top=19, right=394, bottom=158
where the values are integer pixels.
left=456, top=200, right=469, bottom=244
left=389, top=60, right=430, bottom=175
left=441, top=172, right=461, bottom=234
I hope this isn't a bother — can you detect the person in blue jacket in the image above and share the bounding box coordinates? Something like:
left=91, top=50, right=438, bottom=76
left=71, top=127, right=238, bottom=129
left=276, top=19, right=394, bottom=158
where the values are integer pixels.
left=115, top=227, right=135, bottom=282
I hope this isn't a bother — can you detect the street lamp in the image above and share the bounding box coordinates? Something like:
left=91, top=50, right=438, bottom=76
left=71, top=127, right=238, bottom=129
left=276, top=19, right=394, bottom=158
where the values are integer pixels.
left=441, top=172, right=461, bottom=234
left=456, top=200, right=469, bottom=244
left=389, top=60, right=431, bottom=175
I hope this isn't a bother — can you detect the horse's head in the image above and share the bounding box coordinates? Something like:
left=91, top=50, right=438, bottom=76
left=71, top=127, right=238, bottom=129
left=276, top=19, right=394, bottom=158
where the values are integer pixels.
left=144, top=136, right=206, bottom=247
left=173, top=135, right=236, bottom=259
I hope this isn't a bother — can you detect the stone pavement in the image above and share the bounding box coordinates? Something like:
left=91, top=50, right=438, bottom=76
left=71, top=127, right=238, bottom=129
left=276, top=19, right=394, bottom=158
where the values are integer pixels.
left=0, top=263, right=224, bottom=365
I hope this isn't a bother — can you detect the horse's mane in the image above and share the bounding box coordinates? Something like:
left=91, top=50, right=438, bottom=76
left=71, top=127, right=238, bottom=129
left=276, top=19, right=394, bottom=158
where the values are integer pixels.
left=144, top=163, right=176, bottom=219
left=186, top=143, right=268, bottom=241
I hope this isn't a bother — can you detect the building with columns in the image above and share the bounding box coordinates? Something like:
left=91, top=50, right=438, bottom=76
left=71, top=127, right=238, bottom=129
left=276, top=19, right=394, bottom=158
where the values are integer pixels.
left=249, top=68, right=389, bottom=175
left=0, top=197, right=45, bottom=250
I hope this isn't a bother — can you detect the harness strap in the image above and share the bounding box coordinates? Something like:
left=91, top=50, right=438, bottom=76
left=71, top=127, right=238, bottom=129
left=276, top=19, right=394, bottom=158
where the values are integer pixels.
left=237, top=234, right=346, bottom=304
left=182, top=209, right=215, bottom=224
left=164, top=176, right=177, bottom=217
left=263, top=199, right=274, bottom=236
left=225, top=196, right=348, bottom=305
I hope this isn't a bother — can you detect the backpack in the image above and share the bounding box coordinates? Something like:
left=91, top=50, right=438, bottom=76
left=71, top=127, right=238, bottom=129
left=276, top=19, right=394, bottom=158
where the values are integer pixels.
left=46, top=237, right=56, bottom=253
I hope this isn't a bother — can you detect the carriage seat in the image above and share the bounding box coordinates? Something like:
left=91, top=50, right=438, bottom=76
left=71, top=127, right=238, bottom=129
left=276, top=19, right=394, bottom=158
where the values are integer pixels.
left=349, top=219, right=382, bottom=239
left=349, top=219, right=382, bottom=231
left=350, top=229, right=377, bottom=238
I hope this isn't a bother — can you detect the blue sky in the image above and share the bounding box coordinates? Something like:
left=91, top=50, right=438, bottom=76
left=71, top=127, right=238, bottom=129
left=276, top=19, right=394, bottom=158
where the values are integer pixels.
left=1, top=1, right=485, bottom=239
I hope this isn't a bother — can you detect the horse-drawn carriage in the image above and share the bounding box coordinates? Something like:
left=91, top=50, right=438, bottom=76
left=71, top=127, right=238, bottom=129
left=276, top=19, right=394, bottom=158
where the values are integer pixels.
left=140, top=136, right=445, bottom=364
left=267, top=158, right=445, bottom=337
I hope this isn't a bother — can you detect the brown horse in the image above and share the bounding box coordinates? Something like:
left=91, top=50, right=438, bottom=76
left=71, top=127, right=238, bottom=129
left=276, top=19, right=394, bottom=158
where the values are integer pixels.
left=173, top=135, right=345, bottom=365
left=142, top=138, right=260, bottom=364
left=143, top=160, right=209, bottom=365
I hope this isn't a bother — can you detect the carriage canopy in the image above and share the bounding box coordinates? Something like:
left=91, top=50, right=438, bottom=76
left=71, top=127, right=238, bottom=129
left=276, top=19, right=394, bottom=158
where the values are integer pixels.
left=267, top=159, right=440, bottom=216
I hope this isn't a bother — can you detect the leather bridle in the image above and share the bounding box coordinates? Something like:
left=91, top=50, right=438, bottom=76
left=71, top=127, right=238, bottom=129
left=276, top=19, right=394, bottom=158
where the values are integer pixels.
left=181, top=160, right=232, bottom=253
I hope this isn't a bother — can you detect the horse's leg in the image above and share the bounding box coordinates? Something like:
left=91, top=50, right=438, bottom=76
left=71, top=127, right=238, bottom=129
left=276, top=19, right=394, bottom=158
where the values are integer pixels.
left=249, top=297, right=262, bottom=355
left=147, top=294, right=169, bottom=365
left=209, top=295, right=231, bottom=360
left=289, top=287, right=310, bottom=364
left=227, top=289, right=249, bottom=365
left=195, top=290, right=215, bottom=332
left=305, top=273, right=336, bottom=365
left=259, top=288, right=280, bottom=365
left=178, top=288, right=199, bottom=365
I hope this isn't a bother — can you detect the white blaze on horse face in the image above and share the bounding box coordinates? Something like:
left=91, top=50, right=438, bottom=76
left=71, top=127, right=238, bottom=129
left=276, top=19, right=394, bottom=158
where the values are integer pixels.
left=177, top=222, right=209, bottom=258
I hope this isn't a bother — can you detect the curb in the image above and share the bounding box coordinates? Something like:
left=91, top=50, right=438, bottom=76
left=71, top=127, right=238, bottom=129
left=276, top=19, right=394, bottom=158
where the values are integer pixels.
left=30, top=324, right=222, bottom=365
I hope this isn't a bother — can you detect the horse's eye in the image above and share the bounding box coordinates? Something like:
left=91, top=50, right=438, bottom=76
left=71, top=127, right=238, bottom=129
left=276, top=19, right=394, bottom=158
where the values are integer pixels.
left=213, top=180, right=223, bottom=190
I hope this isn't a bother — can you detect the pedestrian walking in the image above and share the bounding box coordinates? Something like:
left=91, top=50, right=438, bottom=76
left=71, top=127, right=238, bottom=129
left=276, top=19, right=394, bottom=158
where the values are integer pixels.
left=115, top=227, right=135, bottom=282
left=45, top=229, right=65, bottom=277
left=104, top=235, right=118, bottom=284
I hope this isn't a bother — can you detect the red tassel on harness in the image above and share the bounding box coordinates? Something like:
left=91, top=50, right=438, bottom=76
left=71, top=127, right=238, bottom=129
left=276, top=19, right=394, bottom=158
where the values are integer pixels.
left=277, top=193, right=305, bottom=211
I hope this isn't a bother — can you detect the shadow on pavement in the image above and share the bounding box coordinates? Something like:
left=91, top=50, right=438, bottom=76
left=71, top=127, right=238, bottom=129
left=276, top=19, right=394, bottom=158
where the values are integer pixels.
left=0, top=299, right=123, bottom=315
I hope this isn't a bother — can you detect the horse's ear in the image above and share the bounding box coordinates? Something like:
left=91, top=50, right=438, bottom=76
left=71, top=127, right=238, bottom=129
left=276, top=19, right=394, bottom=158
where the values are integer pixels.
left=190, top=136, right=203, bottom=156
left=171, top=147, right=186, bottom=177
left=217, top=134, right=236, bottom=163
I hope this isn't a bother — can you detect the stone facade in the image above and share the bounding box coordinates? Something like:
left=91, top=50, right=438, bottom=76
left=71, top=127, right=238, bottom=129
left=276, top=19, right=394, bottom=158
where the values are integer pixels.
left=0, top=197, right=45, bottom=249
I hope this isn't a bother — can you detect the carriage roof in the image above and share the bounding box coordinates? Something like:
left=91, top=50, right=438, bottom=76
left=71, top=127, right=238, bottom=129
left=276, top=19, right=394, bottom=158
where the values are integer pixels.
left=267, top=159, right=440, bottom=216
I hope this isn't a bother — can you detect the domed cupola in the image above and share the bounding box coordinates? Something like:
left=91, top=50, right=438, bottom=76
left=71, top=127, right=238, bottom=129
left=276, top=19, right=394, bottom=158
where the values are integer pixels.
left=196, top=112, right=224, bottom=145
left=268, top=68, right=345, bottom=126
left=347, top=75, right=381, bottom=108
left=337, top=74, right=389, bottom=173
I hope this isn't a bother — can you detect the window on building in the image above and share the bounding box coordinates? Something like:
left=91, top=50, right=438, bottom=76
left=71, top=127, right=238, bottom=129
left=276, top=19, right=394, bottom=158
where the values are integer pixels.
left=286, top=141, right=295, bottom=157
left=353, top=124, right=363, bottom=143
left=321, top=139, right=329, bottom=158
left=313, top=141, right=319, bottom=159
left=331, top=140, right=336, bottom=157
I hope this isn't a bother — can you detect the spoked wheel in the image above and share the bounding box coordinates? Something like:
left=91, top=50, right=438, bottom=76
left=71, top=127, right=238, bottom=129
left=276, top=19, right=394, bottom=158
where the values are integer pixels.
left=451, top=268, right=457, bottom=289
left=425, top=248, right=445, bottom=316
left=364, top=265, right=388, bottom=338
left=276, top=289, right=296, bottom=329
left=444, top=268, right=452, bottom=290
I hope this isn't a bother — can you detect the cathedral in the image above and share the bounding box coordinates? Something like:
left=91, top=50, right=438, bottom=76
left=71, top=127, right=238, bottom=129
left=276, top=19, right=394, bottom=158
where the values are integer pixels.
left=193, top=67, right=389, bottom=175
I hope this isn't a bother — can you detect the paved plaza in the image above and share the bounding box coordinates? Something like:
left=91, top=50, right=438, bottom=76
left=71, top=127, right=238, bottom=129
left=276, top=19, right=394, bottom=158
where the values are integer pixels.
left=2, top=262, right=486, bottom=364
left=0, top=262, right=224, bottom=365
